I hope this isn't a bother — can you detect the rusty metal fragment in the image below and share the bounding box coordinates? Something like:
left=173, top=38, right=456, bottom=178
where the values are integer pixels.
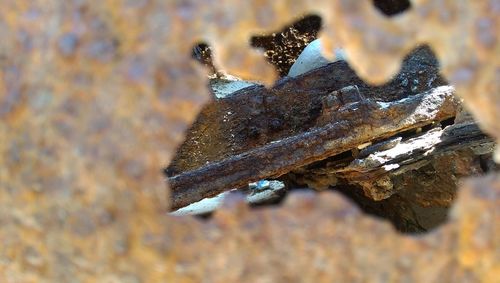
left=331, top=122, right=494, bottom=200
left=170, top=86, right=458, bottom=210
left=167, top=45, right=446, bottom=175
left=0, top=0, right=499, bottom=282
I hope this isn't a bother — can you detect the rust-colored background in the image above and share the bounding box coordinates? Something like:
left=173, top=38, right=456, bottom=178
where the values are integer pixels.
left=0, top=1, right=498, bottom=282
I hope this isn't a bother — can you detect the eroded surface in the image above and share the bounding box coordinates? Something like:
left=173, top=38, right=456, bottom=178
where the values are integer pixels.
left=0, top=1, right=499, bottom=282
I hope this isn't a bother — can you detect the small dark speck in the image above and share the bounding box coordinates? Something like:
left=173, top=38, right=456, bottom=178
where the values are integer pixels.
left=58, top=33, right=79, bottom=57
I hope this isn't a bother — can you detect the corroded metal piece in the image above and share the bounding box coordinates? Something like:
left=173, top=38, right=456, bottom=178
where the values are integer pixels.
left=296, top=122, right=494, bottom=201
left=0, top=1, right=498, bottom=281
left=167, top=46, right=445, bottom=175
left=170, top=86, right=458, bottom=210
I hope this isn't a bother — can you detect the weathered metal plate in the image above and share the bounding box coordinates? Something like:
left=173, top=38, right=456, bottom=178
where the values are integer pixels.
left=0, top=1, right=498, bottom=281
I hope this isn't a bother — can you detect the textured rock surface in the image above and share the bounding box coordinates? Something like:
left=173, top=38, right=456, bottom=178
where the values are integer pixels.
left=209, top=76, right=258, bottom=99
left=169, top=86, right=459, bottom=210
left=341, top=123, right=493, bottom=201
left=287, top=121, right=495, bottom=233
left=0, top=0, right=499, bottom=282
left=167, top=45, right=447, bottom=177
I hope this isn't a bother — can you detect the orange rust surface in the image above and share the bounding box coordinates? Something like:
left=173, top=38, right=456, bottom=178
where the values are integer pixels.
left=0, top=0, right=498, bottom=282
